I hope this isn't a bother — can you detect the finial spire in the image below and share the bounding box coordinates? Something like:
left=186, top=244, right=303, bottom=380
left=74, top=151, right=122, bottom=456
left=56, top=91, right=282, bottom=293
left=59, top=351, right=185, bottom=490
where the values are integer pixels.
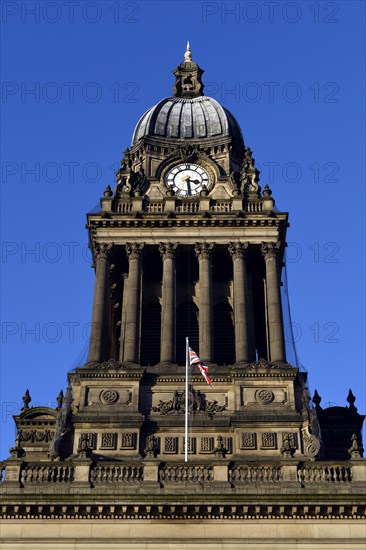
left=173, top=42, right=204, bottom=98
left=184, top=41, right=192, bottom=62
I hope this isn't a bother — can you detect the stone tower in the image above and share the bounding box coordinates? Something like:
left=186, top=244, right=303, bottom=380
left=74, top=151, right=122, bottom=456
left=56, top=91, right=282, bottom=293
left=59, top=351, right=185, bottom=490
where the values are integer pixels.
left=1, top=46, right=365, bottom=549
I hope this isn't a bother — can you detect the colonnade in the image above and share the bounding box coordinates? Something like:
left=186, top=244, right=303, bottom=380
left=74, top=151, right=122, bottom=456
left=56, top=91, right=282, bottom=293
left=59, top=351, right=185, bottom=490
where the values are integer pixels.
left=87, top=242, right=286, bottom=366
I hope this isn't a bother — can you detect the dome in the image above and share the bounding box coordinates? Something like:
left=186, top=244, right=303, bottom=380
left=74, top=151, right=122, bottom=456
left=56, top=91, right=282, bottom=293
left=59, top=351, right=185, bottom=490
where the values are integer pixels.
left=131, top=96, right=244, bottom=146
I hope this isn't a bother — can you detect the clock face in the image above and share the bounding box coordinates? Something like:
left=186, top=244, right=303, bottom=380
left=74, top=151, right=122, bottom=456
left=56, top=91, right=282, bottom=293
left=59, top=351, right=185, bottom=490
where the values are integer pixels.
left=165, top=163, right=209, bottom=197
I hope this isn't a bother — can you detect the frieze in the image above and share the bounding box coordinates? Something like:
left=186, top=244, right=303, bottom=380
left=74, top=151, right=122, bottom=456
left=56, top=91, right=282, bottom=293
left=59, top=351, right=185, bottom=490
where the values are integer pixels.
left=18, top=429, right=54, bottom=444
left=152, top=388, right=227, bottom=418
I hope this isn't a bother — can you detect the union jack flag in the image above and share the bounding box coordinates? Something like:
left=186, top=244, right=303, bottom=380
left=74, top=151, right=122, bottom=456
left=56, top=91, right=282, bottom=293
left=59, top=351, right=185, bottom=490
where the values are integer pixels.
left=189, top=347, right=212, bottom=387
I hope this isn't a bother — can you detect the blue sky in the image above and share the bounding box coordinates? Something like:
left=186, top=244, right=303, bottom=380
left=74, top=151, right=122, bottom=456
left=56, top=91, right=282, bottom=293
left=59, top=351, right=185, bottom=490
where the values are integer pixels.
left=1, top=0, right=365, bottom=459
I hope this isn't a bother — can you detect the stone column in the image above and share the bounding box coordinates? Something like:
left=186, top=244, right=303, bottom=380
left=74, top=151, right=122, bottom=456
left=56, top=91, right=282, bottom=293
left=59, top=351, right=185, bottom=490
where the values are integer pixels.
left=194, top=243, right=214, bottom=363
left=261, top=242, right=286, bottom=362
left=118, top=273, right=128, bottom=362
left=159, top=242, right=178, bottom=364
left=228, top=242, right=250, bottom=364
left=87, top=243, right=112, bottom=363
left=124, top=242, right=144, bottom=364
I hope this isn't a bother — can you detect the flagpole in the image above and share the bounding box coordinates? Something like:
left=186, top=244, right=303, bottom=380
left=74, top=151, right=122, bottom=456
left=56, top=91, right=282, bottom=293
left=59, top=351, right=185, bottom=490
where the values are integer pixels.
left=185, top=336, right=189, bottom=463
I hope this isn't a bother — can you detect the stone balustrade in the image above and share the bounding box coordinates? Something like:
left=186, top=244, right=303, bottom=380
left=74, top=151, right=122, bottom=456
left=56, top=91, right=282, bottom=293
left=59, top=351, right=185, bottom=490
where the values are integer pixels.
left=90, top=464, right=143, bottom=483
left=229, top=464, right=282, bottom=483
left=159, top=464, right=213, bottom=483
left=297, top=463, right=352, bottom=484
left=20, top=464, right=74, bottom=483
left=112, top=198, right=269, bottom=215
left=0, top=460, right=362, bottom=488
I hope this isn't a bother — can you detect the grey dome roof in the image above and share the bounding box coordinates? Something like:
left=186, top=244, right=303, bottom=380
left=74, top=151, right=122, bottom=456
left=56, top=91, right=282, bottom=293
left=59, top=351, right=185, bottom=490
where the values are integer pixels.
left=131, top=96, right=244, bottom=145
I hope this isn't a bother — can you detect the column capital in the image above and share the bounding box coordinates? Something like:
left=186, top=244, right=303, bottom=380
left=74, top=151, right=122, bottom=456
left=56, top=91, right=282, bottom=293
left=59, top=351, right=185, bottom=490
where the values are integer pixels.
left=228, top=242, right=249, bottom=260
left=94, top=242, right=113, bottom=262
left=126, top=242, right=144, bottom=260
left=159, top=242, right=178, bottom=260
left=194, top=242, right=214, bottom=260
left=261, top=241, right=281, bottom=260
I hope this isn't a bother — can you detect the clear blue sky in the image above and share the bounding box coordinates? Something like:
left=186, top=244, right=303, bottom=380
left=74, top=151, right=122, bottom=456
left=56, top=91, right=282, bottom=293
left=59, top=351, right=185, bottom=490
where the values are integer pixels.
left=1, top=0, right=365, bottom=459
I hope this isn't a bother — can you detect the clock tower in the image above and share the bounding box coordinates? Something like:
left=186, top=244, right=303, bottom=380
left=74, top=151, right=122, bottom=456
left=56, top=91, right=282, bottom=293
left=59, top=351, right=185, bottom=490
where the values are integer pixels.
left=1, top=45, right=365, bottom=549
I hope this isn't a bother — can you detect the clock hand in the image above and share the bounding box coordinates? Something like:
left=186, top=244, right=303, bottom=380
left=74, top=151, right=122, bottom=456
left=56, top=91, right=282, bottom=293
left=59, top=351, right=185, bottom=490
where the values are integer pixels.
left=186, top=178, right=192, bottom=196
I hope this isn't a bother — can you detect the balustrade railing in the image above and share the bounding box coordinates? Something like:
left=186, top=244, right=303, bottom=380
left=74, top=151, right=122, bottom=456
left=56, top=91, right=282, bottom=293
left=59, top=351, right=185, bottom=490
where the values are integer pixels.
left=210, top=201, right=232, bottom=213
left=144, top=202, right=165, bottom=213
left=115, top=202, right=132, bottom=213
left=90, top=464, right=143, bottom=483
left=21, top=464, right=74, bottom=484
left=159, top=464, right=213, bottom=483
left=229, top=465, right=282, bottom=483
left=1, top=460, right=355, bottom=487
left=244, top=201, right=263, bottom=213
left=298, top=464, right=352, bottom=484
left=176, top=202, right=200, bottom=213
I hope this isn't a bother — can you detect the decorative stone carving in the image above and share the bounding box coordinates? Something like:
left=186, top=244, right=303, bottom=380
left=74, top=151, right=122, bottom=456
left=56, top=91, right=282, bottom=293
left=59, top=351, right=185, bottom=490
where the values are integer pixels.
left=158, top=242, right=178, bottom=260
left=255, top=389, right=275, bottom=405
left=302, top=422, right=323, bottom=460
left=100, top=433, right=117, bottom=450
left=280, top=434, right=296, bottom=458
left=241, top=432, right=256, bottom=449
left=100, top=389, right=119, bottom=405
left=241, top=146, right=261, bottom=197
left=152, top=388, right=226, bottom=417
left=55, top=390, right=64, bottom=411
left=125, top=242, right=144, bottom=260
left=9, top=433, right=25, bottom=458
left=18, top=429, right=53, bottom=444
left=84, top=358, right=127, bottom=370
left=164, top=437, right=178, bottom=454
left=144, top=435, right=158, bottom=458
left=120, top=432, right=136, bottom=449
left=260, top=242, right=280, bottom=260
left=228, top=241, right=248, bottom=259
left=312, top=389, right=322, bottom=410
left=49, top=385, right=73, bottom=461
left=348, top=433, right=363, bottom=459
left=182, top=437, right=196, bottom=454
left=178, top=143, right=199, bottom=161
left=347, top=389, right=357, bottom=411
left=21, top=389, right=31, bottom=411
left=79, top=432, right=96, bottom=451
left=200, top=437, right=214, bottom=453
left=94, top=242, right=113, bottom=262
left=261, top=432, right=277, bottom=449
left=232, top=357, right=292, bottom=370
left=194, top=242, right=214, bottom=260
left=214, top=435, right=227, bottom=458
left=77, top=433, right=93, bottom=458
